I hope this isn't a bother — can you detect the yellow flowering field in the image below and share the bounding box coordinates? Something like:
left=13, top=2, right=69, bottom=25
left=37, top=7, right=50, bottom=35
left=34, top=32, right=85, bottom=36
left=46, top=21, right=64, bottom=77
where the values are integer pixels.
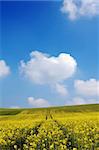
left=0, top=104, right=99, bottom=150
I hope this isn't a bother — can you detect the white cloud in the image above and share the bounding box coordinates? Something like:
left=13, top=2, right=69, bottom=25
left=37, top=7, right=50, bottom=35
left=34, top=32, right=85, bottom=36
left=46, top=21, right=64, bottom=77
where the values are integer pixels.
left=61, top=0, right=99, bottom=20
left=54, top=83, right=68, bottom=96
left=0, top=60, right=10, bottom=78
left=74, top=79, right=99, bottom=96
left=72, top=97, right=97, bottom=105
left=10, top=106, right=20, bottom=109
left=27, top=97, right=50, bottom=108
left=20, top=51, right=77, bottom=95
left=73, top=97, right=87, bottom=105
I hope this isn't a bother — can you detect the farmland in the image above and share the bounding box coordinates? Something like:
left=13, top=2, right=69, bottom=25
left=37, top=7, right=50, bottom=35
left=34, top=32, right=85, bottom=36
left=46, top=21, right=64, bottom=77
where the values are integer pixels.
left=0, top=104, right=99, bottom=150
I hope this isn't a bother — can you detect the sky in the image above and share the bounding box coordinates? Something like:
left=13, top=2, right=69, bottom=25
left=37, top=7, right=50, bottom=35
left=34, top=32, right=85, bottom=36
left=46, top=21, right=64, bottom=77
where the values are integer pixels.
left=0, top=0, right=99, bottom=108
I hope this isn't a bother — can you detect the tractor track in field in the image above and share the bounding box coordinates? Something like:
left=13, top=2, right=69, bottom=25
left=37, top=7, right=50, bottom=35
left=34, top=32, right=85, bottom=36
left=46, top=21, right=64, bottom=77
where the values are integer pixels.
left=9, top=111, right=52, bottom=150
left=0, top=111, right=77, bottom=150
left=48, top=110, right=78, bottom=150
left=53, top=119, right=78, bottom=149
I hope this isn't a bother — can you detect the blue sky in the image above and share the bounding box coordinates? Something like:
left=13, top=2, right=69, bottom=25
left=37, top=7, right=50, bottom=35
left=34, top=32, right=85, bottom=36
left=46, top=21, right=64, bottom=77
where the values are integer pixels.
left=0, top=0, right=99, bottom=108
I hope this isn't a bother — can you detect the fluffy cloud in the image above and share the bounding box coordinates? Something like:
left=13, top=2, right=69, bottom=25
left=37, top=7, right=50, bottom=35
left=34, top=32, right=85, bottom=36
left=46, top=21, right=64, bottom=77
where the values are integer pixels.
left=54, top=83, right=68, bottom=96
left=0, top=60, right=10, bottom=78
left=20, top=51, right=77, bottom=95
left=74, top=79, right=99, bottom=96
left=61, top=0, right=99, bottom=20
left=72, top=97, right=97, bottom=105
left=27, top=97, right=50, bottom=108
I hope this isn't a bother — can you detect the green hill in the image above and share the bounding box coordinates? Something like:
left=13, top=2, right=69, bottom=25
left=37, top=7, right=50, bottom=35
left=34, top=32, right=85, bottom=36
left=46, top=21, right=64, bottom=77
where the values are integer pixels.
left=0, top=104, right=99, bottom=116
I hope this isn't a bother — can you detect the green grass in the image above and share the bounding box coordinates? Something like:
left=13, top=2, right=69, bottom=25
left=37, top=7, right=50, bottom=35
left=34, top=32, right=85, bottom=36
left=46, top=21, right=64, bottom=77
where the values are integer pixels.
left=0, top=104, right=99, bottom=116
left=0, top=109, right=23, bottom=115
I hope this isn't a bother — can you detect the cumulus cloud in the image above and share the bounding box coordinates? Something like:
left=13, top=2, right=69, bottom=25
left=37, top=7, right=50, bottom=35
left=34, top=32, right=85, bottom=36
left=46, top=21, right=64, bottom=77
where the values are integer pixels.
left=61, top=0, right=99, bottom=20
left=20, top=51, right=77, bottom=95
left=72, top=97, right=97, bottom=105
left=27, top=97, right=50, bottom=108
left=54, top=83, right=68, bottom=96
left=74, top=79, right=99, bottom=96
left=0, top=60, right=10, bottom=78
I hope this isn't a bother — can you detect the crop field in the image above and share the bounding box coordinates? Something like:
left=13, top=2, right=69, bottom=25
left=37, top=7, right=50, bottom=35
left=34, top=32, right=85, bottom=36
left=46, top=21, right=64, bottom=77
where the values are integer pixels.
left=0, top=104, right=99, bottom=150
